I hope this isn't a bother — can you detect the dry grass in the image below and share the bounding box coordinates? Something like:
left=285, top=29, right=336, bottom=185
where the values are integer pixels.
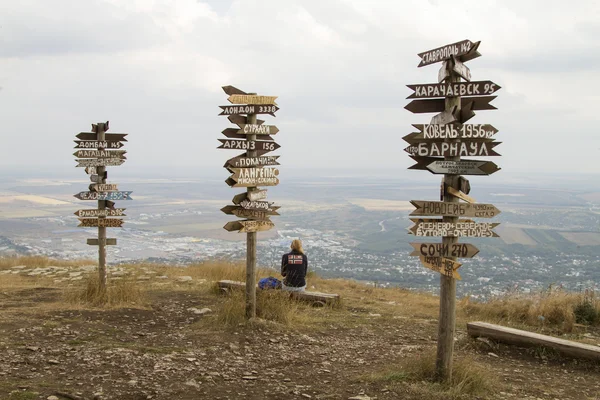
left=0, top=256, right=92, bottom=270
left=363, top=350, right=499, bottom=399
left=64, top=275, right=146, bottom=308
left=461, top=286, right=600, bottom=333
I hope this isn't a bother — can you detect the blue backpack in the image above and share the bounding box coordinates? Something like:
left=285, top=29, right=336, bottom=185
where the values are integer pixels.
left=258, top=276, right=282, bottom=290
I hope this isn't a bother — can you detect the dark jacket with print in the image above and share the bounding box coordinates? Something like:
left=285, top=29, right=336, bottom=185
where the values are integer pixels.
left=281, top=250, right=308, bottom=287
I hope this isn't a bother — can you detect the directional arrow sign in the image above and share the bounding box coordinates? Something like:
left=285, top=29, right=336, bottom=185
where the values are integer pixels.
left=219, top=104, right=279, bottom=116
left=426, top=160, right=501, bottom=175
left=227, top=168, right=280, bottom=187
left=217, top=139, right=280, bottom=154
left=73, top=191, right=133, bottom=201
left=404, top=141, right=501, bottom=157
left=221, top=128, right=274, bottom=141
left=89, top=183, right=118, bottom=192
left=78, top=218, right=124, bottom=228
left=417, top=39, right=480, bottom=67
left=74, top=208, right=126, bottom=218
left=237, top=124, right=279, bottom=135
left=405, top=96, right=497, bottom=114
left=221, top=205, right=279, bottom=220
left=403, top=133, right=495, bottom=145
left=232, top=190, right=268, bottom=205
left=74, top=140, right=124, bottom=149
left=228, top=95, right=278, bottom=105
left=410, top=200, right=501, bottom=218
left=73, top=150, right=127, bottom=159
left=240, top=199, right=277, bottom=211
left=407, top=81, right=501, bottom=99
left=408, top=218, right=499, bottom=237
left=412, top=124, right=498, bottom=139
left=420, top=256, right=462, bottom=280
left=76, top=159, right=125, bottom=167
left=223, top=219, right=275, bottom=233
left=76, top=132, right=128, bottom=141
left=222, top=85, right=247, bottom=95
left=224, top=155, right=280, bottom=168
left=410, top=242, right=479, bottom=258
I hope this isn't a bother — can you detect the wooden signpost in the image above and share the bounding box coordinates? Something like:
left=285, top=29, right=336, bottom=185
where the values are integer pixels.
left=73, top=121, right=130, bottom=292
left=405, top=40, right=501, bottom=381
left=218, top=85, right=281, bottom=319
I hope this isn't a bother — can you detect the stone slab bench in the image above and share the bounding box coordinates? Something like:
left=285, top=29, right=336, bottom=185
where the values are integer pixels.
left=467, top=321, right=600, bottom=361
left=217, top=280, right=340, bottom=306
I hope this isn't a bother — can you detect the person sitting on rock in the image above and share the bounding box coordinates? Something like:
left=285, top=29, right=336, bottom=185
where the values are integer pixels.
left=281, top=239, right=308, bottom=292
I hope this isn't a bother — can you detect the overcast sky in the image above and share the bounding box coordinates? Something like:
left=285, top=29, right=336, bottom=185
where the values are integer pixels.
left=1, top=0, right=599, bottom=180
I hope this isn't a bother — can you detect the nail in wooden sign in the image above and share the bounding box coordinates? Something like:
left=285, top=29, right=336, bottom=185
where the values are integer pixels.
left=404, top=141, right=501, bottom=157
left=410, top=200, right=501, bottom=218
left=217, top=139, right=280, bottom=153
left=74, top=208, right=126, bottom=217
left=76, top=159, right=125, bottom=167
left=232, top=190, right=268, bottom=205
left=219, top=105, right=279, bottom=116
left=409, top=218, right=499, bottom=237
left=410, top=242, right=480, bottom=258
left=221, top=128, right=274, bottom=141
left=73, top=191, right=133, bottom=201
left=420, top=256, right=462, bottom=280
left=89, top=183, right=118, bottom=192
left=407, top=81, right=501, bottom=99
left=438, top=58, right=471, bottom=82
left=237, top=124, right=279, bottom=135
left=426, top=160, right=501, bottom=175
left=78, top=218, right=124, bottom=228
left=417, top=39, right=480, bottom=67
left=76, top=132, right=128, bottom=141
left=87, top=238, right=117, bottom=246
left=228, top=95, right=278, bottom=105
left=227, top=168, right=280, bottom=187
left=74, top=140, right=125, bottom=149
left=223, top=219, right=275, bottom=233
left=405, top=96, right=497, bottom=114
left=224, top=155, right=280, bottom=168
left=73, top=150, right=127, bottom=159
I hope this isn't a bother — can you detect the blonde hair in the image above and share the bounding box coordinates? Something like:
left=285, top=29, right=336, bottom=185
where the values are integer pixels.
left=290, top=239, right=304, bottom=254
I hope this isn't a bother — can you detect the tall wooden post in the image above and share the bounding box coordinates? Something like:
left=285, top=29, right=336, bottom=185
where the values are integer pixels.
left=96, top=122, right=108, bottom=291
left=245, top=100, right=258, bottom=319
left=436, top=66, right=461, bottom=381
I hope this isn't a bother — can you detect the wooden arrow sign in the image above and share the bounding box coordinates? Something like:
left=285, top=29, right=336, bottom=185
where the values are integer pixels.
left=232, top=190, right=268, bottom=205
left=426, top=160, right=501, bottom=175
left=78, top=218, right=124, bottom=228
left=223, top=219, right=275, bottom=233
left=73, top=150, right=127, bottom=159
left=403, top=132, right=494, bottom=145
left=228, top=115, right=265, bottom=126
left=405, top=96, right=497, bottom=114
left=410, top=200, right=501, bottom=218
left=221, top=205, right=279, bottom=220
left=73, top=191, right=133, bottom=201
left=227, top=168, right=279, bottom=187
left=221, top=128, right=274, bottom=141
left=407, top=81, right=501, bottom=99
left=237, top=124, right=279, bottom=135
left=217, top=139, right=280, bottom=153
left=225, top=154, right=280, bottom=168
left=240, top=199, right=277, bottom=211
left=87, top=238, right=117, bottom=246
left=74, top=140, right=124, bottom=149
left=410, top=242, right=479, bottom=258
left=412, top=124, right=498, bottom=139
left=404, top=141, right=501, bottom=157
left=420, top=256, right=462, bottom=280
left=409, top=218, right=499, bottom=237
left=228, top=95, right=278, bottom=105
left=74, top=208, right=126, bottom=218
left=219, top=104, right=279, bottom=116
left=89, top=183, right=118, bottom=192
left=76, top=132, right=128, bottom=141
left=76, top=159, right=125, bottom=167
left=222, top=85, right=247, bottom=95
left=417, top=39, right=480, bottom=67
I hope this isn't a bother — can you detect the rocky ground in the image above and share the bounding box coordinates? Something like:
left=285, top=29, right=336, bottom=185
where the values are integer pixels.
left=0, top=263, right=599, bottom=400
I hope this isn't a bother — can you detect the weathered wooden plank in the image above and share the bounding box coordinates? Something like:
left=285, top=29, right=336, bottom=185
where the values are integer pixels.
left=223, top=219, right=275, bottom=233
left=89, top=183, right=118, bottom=192
left=227, top=168, right=279, bottom=187
left=224, top=155, right=280, bottom=168
left=76, top=132, right=128, bottom=141
left=227, top=115, right=265, bottom=126
left=467, top=322, right=600, bottom=362
left=228, top=95, right=278, bottom=105
left=217, top=280, right=340, bottom=305
left=73, top=191, right=132, bottom=201
left=237, top=124, right=279, bottom=135
left=417, top=40, right=480, bottom=67
left=74, top=140, right=124, bottom=149
left=405, top=96, right=497, bottom=114
left=411, top=123, right=498, bottom=139
left=410, top=200, right=500, bottom=218
left=74, top=208, right=126, bottom=218
left=217, top=139, right=280, bottom=153
left=407, top=81, right=501, bottom=99
left=87, top=238, right=117, bottom=246
left=73, top=150, right=127, bottom=159
left=78, top=218, right=124, bottom=228
left=409, top=242, right=479, bottom=258
left=221, top=85, right=247, bottom=95
left=221, top=128, right=274, bottom=141
left=446, top=186, right=476, bottom=203
left=420, top=256, right=462, bottom=280
left=408, top=219, right=499, bottom=237
left=404, top=141, right=501, bottom=157
left=76, top=159, right=125, bottom=167
left=221, top=205, right=279, bottom=219
left=232, top=190, right=268, bottom=205
left=219, top=104, right=279, bottom=116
